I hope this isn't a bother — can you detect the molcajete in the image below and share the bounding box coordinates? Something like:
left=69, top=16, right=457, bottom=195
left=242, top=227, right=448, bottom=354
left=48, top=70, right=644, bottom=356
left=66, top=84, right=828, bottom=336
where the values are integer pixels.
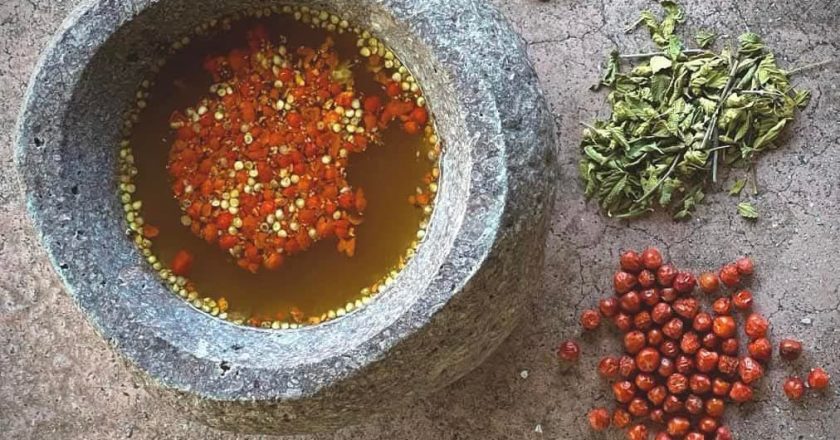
left=15, top=0, right=557, bottom=433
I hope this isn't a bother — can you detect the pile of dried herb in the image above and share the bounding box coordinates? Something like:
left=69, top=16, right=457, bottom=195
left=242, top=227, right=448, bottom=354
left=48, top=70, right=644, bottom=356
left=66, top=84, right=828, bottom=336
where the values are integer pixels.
left=580, top=1, right=811, bottom=220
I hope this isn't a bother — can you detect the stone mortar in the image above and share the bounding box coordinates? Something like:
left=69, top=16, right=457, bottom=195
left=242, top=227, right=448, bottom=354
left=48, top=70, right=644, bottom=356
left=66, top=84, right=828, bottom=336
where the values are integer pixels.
left=13, top=0, right=557, bottom=434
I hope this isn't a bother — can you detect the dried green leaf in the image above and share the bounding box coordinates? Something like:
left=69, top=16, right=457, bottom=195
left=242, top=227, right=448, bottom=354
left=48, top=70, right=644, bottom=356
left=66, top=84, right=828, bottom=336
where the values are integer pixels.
left=673, top=187, right=704, bottom=220
left=793, top=89, right=811, bottom=108
left=737, top=202, right=759, bottom=219
left=658, top=178, right=679, bottom=206
left=650, top=73, right=672, bottom=102
left=659, top=1, right=686, bottom=44
left=592, top=51, right=620, bottom=91
left=583, top=145, right=609, bottom=165
left=753, top=118, right=788, bottom=150
left=757, top=54, right=787, bottom=86
left=650, top=56, right=673, bottom=73
left=738, top=33, right=765, bottom=55
left=660, top=0, right=685, bottom=21
left=666, top=35, right=683, bottom=60
left=695, top=30, right=717, bottom=48
left=729, top=178, right=746, bottom=196
left=604, top=174, right=629, bottom=207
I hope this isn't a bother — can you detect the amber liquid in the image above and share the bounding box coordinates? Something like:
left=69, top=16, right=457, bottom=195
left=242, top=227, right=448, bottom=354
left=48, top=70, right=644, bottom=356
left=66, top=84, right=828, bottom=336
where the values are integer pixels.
left=130, top=16, right=434, bottom=320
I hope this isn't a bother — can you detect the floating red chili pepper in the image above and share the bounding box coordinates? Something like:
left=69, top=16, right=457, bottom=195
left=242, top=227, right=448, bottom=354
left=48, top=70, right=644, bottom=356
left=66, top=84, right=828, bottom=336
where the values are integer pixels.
left=166, top=29, right=432, bottom=273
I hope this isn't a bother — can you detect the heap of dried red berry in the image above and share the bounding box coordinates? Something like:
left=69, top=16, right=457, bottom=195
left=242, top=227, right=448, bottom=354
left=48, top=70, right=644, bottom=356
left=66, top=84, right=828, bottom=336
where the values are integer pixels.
left=555, top=248, right=831, bottom=439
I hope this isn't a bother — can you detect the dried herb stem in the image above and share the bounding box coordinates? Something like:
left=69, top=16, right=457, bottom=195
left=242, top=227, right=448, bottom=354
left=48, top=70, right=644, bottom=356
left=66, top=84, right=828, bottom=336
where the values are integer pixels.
left=618, top=48, right=707, bottom=59
left=787, top=59, right=834, bottom=76
left=636, top=153, right=681, bottom=203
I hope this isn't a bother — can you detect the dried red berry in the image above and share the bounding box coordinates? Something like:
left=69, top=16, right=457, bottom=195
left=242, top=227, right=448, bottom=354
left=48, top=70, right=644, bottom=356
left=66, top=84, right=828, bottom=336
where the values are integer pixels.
left=634, top=311, right=653, bottom=330
left=695, top=348, right=719, bottom=373
left=719, top=263, right=741, bottom=287
left=738, top=356, right=764, bottom=384
left=721, top=338, right=739, bottom=356
left=783, top=376, right=805, bottom=400
left=638, top=270, right=657, bottom=288
left=598, top=356, right=620, bottom=379
left=614, top=271, right=638, bottom=294
left=640, top=288, right=660, bottom=306
left=647, top=328, right=664, bottom=346
left=627, top=424, right=649, bottom=440
left=676, top=355, right=695, bottom=375
left=654, top=432, right=672, bottom=440
left=667, top=417, right=690, bottom=436
left=680, top=332, right=701, bottom=355
left=712, top=316, right=736, bottom=338
left=635, top=372, right=657, bottom=391
left=705, top=397, right=725, bottom=417
left=735, top=256, right=754, bottom=275
left=662, top=394, right=685, bottom=414
left=620, top=250, right=643, bottom=273
left=685, top=394, right=704, bottom=415
left=693, top=312, right=713, bottom=332
left=628, top=397, right=650, bottom=417
left=747, top=337, right=772, bottom=361
left=656, top=264, right=678, bottom=287
left=673, top=297, right=699, bottom=320
left=620, top=291, right=642, bottom=313
left=779, top=338, right=803, bottom=360
left=685, top=432, right=705, bottom=440
left=598, top=297, right=619, bottom=317
left=673, top=271, right=697, bottom=293
left=745, top=313, right=769, bottom=340
left=613, top=380, right=637, bottom=403
left=667, top=373, right=688, bottom=394
left=641, top=247, right=663, bottom=270
left=624, top=330, right=647, bottom=354
left=658, top=357, right=676, bottom=377
left=556, top=341, right=580, bottom=362
left=690, top=374, right=712, bottom=394
left=651, top=302, right=673, bottom=324
left=663, top=394, right=683, bottom=413
left=808, top=367, right=831, bottom=390
left=717, top=355, right=739, bottom=376
left=662, top=317, right=685, bottom=340
left=650, top=408, right=665, bottom=425
left=636, top=347, right=661, bottom=373
left=698, top=416, right=718, bottom=433
left=660, top=340, right=679, bottom=358
left=729, top=381, right=754, bottom=402
left=702, top=333, right=720, bottom=350
left=580, top=309, right=601, bottom=330
left=712, top=378, right=731, bottom=396
left=660, top=287, right=678, bottom=303
left=587, top=407, right=611, bottom=431
left=732, top=289, right=754, bottom=311
left=619, top=355, right=638, bottom=378
left=698, top=272, right=720, bottom=294
left=612, top=408, right=632, bottom=429
left=715, top=426, right=733, bottom=440
left=614, top=313, right=633, bottom=332
left=648, top=385, right=667, bottom=405
left=712, top=297, right=732, bottom=315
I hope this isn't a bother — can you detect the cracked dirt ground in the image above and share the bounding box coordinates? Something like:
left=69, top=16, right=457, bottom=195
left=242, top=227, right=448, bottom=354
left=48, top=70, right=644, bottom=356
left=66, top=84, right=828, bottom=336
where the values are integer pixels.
left=1, top=0, right=839, bottom=439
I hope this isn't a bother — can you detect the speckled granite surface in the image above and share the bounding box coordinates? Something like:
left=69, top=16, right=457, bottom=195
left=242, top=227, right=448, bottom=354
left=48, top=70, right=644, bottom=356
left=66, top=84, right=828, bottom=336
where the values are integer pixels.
left=2, top=0, right=839, bottom=439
